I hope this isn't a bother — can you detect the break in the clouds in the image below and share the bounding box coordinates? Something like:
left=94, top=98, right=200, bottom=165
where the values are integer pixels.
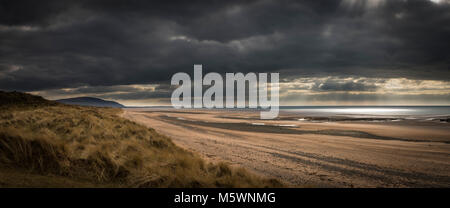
left=1, top=0, right=450, bottom=105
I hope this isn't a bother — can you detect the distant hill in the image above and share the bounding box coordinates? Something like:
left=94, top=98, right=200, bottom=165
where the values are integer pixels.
left=56, top=97, right=125, bottom=108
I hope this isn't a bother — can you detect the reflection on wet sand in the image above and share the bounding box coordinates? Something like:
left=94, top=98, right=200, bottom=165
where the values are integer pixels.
left=123, top=108, right=450, bottom=187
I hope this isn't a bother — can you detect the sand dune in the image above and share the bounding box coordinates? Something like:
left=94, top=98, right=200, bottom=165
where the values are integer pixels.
left=123, top=108, right=450, bottom=187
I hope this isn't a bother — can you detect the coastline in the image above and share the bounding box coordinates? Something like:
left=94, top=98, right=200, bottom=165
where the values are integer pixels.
left=122, top=108, right=450, bottom=187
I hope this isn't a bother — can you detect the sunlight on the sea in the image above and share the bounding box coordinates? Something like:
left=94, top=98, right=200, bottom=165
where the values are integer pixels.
left=329, top=108, right=413, bottom=114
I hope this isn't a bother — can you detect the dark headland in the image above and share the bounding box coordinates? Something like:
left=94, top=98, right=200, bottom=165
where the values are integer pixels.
left=56, top=97, right=125, bottom=108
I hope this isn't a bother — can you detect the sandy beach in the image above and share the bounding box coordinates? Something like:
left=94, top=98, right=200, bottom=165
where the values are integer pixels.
left=123, top=108, right=450, bottom=187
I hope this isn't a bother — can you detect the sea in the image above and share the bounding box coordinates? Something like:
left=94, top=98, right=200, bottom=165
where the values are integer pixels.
left=127, top=105, right=450, bottom=119
left=279, top=106, right=450, bottom=119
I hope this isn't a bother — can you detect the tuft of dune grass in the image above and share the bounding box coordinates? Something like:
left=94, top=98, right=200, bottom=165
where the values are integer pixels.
left=0, top=102, right=283, bottom=187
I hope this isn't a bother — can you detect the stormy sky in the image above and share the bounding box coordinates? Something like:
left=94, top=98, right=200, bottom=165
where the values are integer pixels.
left=1, top=0, right=449, bottom=106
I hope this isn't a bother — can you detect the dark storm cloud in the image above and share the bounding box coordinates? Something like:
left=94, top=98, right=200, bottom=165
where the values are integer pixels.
left=1, top=0, right=450, bottom=93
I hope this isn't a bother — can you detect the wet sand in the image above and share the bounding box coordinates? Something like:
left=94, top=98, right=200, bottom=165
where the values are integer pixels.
left=122, top=108, right=450, bottom=187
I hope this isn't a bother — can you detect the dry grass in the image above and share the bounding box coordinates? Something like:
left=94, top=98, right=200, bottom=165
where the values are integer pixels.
left=0, top=92, right=283, bottom=187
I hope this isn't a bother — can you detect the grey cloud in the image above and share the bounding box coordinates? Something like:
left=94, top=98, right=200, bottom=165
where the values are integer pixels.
left=0, top=0, right=449, bottom=97
left=311, top=79, right=378, bottom=92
